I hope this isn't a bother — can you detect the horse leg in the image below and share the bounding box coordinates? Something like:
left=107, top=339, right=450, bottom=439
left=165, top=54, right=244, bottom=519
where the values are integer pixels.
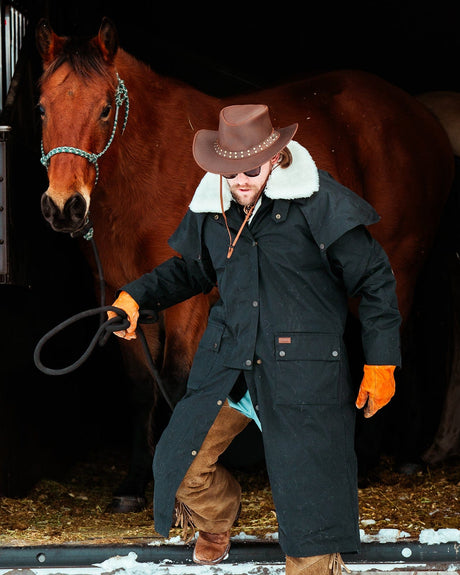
left=354, top=261, right=439, bottom=479
left=106, top=326, right=161, bottom=513
left=160, top=296, right=213, bottom=406
left=423, top=253, right=460, bottom=464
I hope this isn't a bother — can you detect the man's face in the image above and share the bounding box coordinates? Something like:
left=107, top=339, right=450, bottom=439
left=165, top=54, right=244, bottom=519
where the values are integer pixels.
left=225, top=160, right=272, bottom=207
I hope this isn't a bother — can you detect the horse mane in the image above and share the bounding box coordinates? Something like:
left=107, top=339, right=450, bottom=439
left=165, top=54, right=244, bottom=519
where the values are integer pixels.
left=39, top=35, right=114, bottom=86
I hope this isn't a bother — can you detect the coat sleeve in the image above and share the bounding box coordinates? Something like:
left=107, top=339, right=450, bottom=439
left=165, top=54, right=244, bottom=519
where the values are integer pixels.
left=300, top=171, right=401, bottom=366
left=327, top=225, right=401, bottom=367
left=120, top=210, right=216, bottom=310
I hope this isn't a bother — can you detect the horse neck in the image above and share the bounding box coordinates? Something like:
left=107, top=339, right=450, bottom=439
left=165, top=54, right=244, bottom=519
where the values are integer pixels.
left=97, top=50, right=218, bottom=220
left=90, top=51, right=220, bottom=281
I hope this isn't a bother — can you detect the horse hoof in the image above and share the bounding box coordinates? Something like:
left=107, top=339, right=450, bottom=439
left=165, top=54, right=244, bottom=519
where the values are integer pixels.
left=397, top=461, right=424, bottom=475
left=105, top=496, right=147, bottom=513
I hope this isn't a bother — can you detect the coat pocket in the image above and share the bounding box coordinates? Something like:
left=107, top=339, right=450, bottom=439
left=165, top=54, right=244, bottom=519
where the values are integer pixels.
left=186, top=322, right=226, bottom=390
left=274, top=332, right=341, bottom=405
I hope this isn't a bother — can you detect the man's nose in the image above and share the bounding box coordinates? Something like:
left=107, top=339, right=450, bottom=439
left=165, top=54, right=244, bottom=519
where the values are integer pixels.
left=235, top=173, right=250, bottom=183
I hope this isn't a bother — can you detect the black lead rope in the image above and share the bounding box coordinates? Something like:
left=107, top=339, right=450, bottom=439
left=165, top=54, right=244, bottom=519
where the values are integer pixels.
left=33, top=306, right=174, bottom=410
left=33, top=305, right=128, bottom=376
left=33, top=219, right=175, bottom=412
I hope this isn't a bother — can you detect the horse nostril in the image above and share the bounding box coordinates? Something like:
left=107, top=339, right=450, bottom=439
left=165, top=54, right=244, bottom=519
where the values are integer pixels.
left=41, top=193, right=57, bottom=221
left=65, top=193, right=87, bottom=224
left=41, top=192, right=87, bottom=233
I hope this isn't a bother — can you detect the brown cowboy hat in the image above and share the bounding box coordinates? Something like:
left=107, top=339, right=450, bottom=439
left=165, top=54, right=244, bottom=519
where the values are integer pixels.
left=193, top=104, right=298, bottom=175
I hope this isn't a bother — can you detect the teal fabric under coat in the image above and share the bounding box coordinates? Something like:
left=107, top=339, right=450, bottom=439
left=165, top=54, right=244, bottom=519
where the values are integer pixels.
left=228, top=389, right=262, bottom=430
left=122, top=166, right=401, bottom=557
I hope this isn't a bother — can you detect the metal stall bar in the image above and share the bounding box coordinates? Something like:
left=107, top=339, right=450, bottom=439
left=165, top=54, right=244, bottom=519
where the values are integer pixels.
left=1, top=2, right=28, bottom=113
left=0, top=1, right=28, bottom=283
left=0, top=124, right=10, bottom=281
left=0, top=540, right=459, bottom=570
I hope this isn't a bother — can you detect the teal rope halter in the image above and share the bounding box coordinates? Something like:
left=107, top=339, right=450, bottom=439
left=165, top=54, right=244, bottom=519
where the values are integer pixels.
left=40, top=73, right=129, bottom=186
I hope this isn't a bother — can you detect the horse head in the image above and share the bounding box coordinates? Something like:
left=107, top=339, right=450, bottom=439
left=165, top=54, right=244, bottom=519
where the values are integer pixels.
left=36, top=17, right=128, bottom=234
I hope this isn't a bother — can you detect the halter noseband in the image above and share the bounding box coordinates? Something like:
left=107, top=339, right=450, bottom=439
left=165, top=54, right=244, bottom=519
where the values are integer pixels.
left=40, top=73, right=129, bottom=186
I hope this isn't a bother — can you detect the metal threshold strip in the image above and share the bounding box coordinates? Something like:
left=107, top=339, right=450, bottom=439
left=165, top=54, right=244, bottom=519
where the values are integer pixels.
left=0, top=541, right=459, bottom=570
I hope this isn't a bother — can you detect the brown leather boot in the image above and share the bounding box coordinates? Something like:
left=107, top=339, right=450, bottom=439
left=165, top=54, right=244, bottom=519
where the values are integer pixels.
left=192, top=529, right=231, bottom=565
left=286, top=553, right=350, bottom=575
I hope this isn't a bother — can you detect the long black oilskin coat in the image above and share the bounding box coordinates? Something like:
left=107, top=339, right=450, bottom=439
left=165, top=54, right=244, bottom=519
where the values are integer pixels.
left=122, top=141, right=401, bottom=557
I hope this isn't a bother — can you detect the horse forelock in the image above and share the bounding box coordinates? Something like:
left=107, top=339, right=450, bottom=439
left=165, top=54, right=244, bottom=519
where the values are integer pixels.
left=40, top=36, right=114, bottom=87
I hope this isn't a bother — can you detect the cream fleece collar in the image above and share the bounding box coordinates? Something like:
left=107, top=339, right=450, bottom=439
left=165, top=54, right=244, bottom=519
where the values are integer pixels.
left=189, top=140, right=319, bottom=213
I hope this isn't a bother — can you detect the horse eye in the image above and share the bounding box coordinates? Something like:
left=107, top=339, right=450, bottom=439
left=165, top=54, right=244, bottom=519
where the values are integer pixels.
left=38, top=104, right=45, bottom=118
left=100, top=104, right=112, bottom=120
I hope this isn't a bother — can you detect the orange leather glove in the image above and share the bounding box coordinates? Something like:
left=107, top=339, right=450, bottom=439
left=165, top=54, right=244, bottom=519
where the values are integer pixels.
left=356, top=365, right=396, bottom=418
left=107, top=291, right=139, bottom=340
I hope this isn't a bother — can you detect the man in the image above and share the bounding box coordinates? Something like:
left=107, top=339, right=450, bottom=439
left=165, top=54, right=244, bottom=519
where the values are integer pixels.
left=109, top=104, right=401, bottom=575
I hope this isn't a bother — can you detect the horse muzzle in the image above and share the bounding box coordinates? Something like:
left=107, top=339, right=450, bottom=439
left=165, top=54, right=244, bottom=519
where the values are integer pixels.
left=41, top=191, right=88, bottom=234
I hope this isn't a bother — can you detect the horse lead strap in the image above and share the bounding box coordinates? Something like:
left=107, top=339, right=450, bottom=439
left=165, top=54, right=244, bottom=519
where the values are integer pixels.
left=40, top=73, right=129, bottom=186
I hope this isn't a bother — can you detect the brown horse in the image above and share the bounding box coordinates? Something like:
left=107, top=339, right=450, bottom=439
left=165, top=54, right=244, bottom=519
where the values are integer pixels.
left=36, top=17, right=454, bottom=509
left=415, top=91, right=460, bottom=465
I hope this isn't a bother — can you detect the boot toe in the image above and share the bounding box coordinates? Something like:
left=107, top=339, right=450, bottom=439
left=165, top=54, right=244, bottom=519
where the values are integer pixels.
left=193, top=530, right=231, bottom=565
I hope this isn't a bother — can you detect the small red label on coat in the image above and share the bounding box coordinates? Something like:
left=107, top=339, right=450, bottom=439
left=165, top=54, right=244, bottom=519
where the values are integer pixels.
left=278, top=337, right=291, bottom=344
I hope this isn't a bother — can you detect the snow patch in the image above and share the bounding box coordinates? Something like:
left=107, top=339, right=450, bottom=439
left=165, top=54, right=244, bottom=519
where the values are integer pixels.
left=360, top=529, right=411, bottom=543
left=419, top=529, right=460, bottom=544
left=148, top=535, right=192, bottom=546
left=96, top=552, right=286, bottom=574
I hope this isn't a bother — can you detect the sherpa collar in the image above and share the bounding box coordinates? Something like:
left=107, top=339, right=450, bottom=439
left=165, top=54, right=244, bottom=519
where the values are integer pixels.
left=189, top=140, right=319, bottom=213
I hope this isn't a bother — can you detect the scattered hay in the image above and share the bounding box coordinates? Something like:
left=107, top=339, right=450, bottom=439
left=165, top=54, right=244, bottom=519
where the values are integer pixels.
left=0, top=452, right=458, bottom=546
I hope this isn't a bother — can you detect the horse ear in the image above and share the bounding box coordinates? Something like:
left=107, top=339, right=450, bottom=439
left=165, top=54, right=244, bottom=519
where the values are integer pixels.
left=36, top=18, right=66, bottom=67
left=96, top=17, right=119, bottom=63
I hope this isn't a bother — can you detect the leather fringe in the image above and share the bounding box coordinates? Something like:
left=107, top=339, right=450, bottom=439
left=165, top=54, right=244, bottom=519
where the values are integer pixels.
left=286, top=552, right=351, bottom=575
left=329, top=553, right=351, bottom=575
left=174, top=500, right=196, bottom=543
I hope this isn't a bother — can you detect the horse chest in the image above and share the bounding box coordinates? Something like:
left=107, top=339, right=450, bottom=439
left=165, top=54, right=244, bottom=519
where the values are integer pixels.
left=91, top=223, right=141, bottom=288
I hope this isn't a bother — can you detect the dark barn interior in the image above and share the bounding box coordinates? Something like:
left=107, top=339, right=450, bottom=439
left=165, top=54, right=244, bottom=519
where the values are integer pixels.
left=1, top=0, right=460, bottom=516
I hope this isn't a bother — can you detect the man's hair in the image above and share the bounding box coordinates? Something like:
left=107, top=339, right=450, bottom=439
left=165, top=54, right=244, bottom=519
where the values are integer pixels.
left=279, top=146, right=292, bottom=168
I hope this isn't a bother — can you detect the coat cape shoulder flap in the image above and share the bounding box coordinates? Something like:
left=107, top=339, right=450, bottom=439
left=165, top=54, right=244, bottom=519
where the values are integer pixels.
left=299, top=170, right=380, bottom=250
left=169, top=141, right=380, bottom=259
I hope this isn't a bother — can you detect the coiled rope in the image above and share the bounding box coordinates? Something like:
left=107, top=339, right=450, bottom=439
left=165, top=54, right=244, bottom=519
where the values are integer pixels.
left=33, top=220, right=175, bottom=412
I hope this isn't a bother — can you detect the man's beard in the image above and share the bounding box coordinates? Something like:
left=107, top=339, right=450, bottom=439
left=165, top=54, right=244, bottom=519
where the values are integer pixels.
left=229, top=172, right=271, bottom=207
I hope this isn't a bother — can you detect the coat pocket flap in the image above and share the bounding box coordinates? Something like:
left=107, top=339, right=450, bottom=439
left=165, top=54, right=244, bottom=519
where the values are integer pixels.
left=275, top=332, right=341, bottom=361
left=199, top=322, right=226, bottom=352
